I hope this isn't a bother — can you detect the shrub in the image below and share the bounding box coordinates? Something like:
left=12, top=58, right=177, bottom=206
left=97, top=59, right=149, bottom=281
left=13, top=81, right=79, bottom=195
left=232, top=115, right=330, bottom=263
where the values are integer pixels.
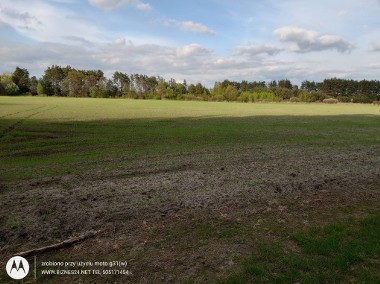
left=373, top=101, right=380, bottom=106
left=323, top=98, right=339, bottom=104
left=238, top=91, right=281, bottom=103
left=200, top=94, right=210, bottom=101
left=337, top=96, right=352, bottom=103
left=165, top=88, right=177, bottom=100
left=273, top=87, right=293, bottom=100
left=310, top=90, right=326, bottom=102
left=289, top=97, right=300, bottom=103
left=298, top=91, right=312, bottom=102
left=352, top=95, right=373, bottom=104
left=255, top=99, right=273, bottom=103
left=180, top=94, right=203, bottom=101
left=211, top=94, right=225, bottom=102
left=238, top=92, right=251, bottom=102
left=126, top=91, right=138, bottom=99
left=224, top=85, right=238, bottom=101
left=254, top=92, right=281, bottom=102
left=146, top=92, right=161, bottom=100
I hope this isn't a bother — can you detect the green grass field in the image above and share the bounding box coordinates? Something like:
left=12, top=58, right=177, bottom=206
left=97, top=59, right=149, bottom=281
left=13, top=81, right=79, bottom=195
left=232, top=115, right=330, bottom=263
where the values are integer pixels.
left=1, top=96, right=379, bottom=283
left=220, top=213, right=380, bottom=283
left=1, top=96, right=379, bottom=182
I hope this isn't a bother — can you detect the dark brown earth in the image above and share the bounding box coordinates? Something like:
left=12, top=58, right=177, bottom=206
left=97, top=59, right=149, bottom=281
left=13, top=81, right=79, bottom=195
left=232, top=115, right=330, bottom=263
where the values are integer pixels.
left=0, top=144, right=379, bottom=283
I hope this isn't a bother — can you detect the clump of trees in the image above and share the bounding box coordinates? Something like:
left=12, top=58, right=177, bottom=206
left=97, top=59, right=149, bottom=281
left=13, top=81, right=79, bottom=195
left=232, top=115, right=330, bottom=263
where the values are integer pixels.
left=1, top=65, right=379, bottom=103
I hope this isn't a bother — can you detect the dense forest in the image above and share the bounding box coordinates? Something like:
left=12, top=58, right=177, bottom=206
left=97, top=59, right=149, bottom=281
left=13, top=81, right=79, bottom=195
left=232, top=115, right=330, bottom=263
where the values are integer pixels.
left=1, top=65, right=380, bottom=103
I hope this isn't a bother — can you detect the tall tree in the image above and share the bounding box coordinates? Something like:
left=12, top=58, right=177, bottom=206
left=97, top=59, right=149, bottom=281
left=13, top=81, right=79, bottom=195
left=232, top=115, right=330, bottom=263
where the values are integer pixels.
left=268, top=80, right=277, bottom=88
left=62, top=70, right=85, bottom=97
left=30, top=76, right=39, bottom=96
left=212, top=82, right=225, bottom=97
left=42, top=65, right=65, bottom=96
left=113, top=71, right=130, bottom=97
left=278, top=79, right=292, bottom=89
left=37, top=82, right=44, bottom=96
left=12, top=67, right=30, bottom=94
left=0, top=72, right=19, bottom=96
left=301, top=80, right=318, bottom=92
left=156, top=78, right=167, bottom=99
left=224, top=85, right=238, bottom=101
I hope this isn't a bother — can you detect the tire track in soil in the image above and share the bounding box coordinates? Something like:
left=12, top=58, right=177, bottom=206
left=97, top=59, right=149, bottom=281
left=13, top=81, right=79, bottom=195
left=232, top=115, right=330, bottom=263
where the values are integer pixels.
left=0, top=105, right=47, bottom=119
left=0, top=105, right=58, bottom=139
left=95, top=163, right=194, bottom=180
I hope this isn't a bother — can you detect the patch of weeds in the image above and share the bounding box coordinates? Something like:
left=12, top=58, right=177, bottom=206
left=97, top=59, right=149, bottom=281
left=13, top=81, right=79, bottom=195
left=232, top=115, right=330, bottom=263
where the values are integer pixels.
left=292, top=214, right=380, bottom=273
left=191, top=223, right=214, bottom=238
left=162, top=219, right=257, bottom=253
left=220, top=227, right=240, bottom=239
left=219, top=213, right=380, bottom=284
left=181, top=279, right=196, bottom=284
left=219, top=273, right=246, bottom=284
left=157, top=192, right=176, bottom=203
left=188, top=220, right=255, bottom=242
left=136, top=197, right=149, bottom=210
left=3, top=216, right=21, bottom=230
left=341, top=205, right=357, bottom=214
left=200, top=269, right=211, bottom=283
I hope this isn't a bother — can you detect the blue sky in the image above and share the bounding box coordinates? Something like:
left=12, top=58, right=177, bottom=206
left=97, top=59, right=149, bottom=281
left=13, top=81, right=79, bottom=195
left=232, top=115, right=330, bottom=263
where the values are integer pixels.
left=0, top=0, right=380, bottom=86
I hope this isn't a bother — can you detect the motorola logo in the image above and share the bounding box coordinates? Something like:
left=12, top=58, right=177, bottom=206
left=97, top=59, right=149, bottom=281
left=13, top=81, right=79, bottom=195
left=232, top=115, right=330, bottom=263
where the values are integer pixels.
left=6, top=256, right=30, bottom=280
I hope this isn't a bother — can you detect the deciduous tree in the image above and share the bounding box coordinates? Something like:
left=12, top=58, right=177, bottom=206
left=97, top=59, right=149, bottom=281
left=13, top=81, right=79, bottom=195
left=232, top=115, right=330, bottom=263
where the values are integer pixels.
left=12, top=67, right=30, bottom=94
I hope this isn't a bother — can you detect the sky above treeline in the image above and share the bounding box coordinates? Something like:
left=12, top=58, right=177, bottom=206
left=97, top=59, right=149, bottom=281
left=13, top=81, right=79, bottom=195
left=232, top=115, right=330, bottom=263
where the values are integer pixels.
left=0, top=0, right=380, bottom=86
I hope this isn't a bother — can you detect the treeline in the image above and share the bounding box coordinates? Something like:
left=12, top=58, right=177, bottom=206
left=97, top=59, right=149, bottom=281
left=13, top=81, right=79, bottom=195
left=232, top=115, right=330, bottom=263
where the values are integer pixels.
left=1, top=65, right=379, bottom=103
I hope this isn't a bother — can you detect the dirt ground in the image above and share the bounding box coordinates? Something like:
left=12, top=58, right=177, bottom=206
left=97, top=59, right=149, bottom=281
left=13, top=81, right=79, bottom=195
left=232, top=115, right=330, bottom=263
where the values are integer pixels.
left=1, top=144, right=379, bottom=283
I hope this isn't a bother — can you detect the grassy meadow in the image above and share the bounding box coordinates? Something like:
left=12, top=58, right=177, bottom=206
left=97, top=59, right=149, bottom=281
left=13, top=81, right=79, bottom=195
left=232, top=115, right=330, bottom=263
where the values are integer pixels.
left=0, top=96, right=379, bottom=283
left=1, top=96, right=379, bottom=182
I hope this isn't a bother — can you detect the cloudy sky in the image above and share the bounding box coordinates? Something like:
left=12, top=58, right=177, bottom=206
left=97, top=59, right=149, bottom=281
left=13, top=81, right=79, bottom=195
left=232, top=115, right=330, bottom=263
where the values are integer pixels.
left=0, top=0, right=380, bottom=85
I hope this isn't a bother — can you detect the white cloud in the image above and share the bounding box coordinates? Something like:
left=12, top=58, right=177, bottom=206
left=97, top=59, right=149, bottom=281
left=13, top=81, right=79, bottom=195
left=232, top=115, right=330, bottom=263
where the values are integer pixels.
left=338, top=10, right=348, bottom=16
left=233, top=44, right=283, bottom=56
left=1, top=38, right=365, bottom=87
left=0, top=1, right=106, bottom=43
left=51, top=0, right=79, bottom=3
left=273, top=26, right=354, bottom=53
left=114, top=37, right=127, bottom=45
left=0, top=20, right=9, bottom=28
left=176, top=44, right=211, bottom=57
left=161, top=18, right=215, bottom=35
left=274, top=27, right=318, bottom=43
left=0, top=7, right=42, bottom=31
left=64, top=36, right=95, bottom=46
left=179, top=21, right=215, bottom=35
left=88, top=0, right=151, bottom=10
left=369, top=63, right=380, bottom=69
left=371, top=41, right=380, bottom=52
left=133, top=2, right=151, bottom=10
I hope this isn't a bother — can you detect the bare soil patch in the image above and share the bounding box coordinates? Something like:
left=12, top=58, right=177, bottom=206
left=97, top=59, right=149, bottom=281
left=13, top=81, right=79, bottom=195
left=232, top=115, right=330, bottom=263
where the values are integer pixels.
left=0, top=144, right=379, bottom=283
